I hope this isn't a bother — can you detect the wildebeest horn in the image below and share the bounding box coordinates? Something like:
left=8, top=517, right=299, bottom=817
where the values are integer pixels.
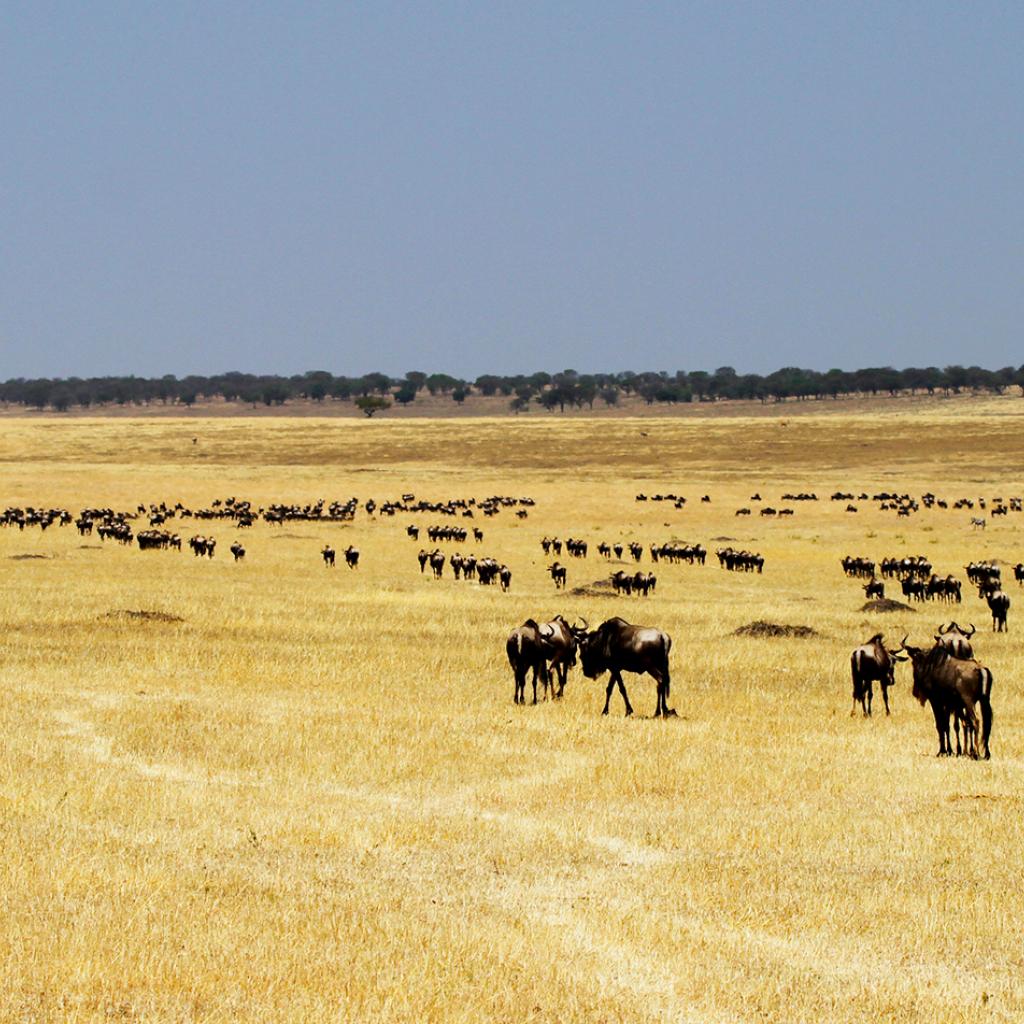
left=573, top=617, right=588, bottom=631
left=938, top=622, right=950, bottom=635
left=966, top=623, right=976, bottom=638
left=900, top=634, right=909, bottom=649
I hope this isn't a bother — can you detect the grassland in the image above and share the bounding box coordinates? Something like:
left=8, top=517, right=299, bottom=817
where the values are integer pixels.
left=2, top=397, right=1023, bottom=1023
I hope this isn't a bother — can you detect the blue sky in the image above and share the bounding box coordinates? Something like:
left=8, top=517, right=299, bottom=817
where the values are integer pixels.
left=2, top=2, right=1022, bottom=379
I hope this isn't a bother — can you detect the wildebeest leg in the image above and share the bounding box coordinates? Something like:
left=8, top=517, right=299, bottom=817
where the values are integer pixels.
left=864, top=682, right=873, bottom=717
left=931, top=703, right=949, bottom=756
left=961, top=705, right=981, bottom=759
left=880, top=682, right=891, bottom=716
left=653, top=669, right=676, bottom=718
left=613, top=671, right=633, bottom=717
left=980, top=697, right=993, bottom=760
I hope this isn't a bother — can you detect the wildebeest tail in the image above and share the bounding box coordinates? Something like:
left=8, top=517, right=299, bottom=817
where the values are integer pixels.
left=981, top=666, right=994, bottom=700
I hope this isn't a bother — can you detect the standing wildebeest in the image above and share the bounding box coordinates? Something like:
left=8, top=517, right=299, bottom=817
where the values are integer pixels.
left=901, top=638, right=993, bottom=758
left=322, top=545, right=335, bottom=567
left=849, top=633, right=906, bottom=716
left=987, top=588, right=1010, bottom=632
left=344, top=545, right=360, bottom=569
left=498, top=564, right=512, bottom=592
left=535, top=615, right=584, bottom=698
left=417, top=549, right=429, bottom=573
left=577, top=617, right=674, bottom=717
left=862, top=579, right=884, bottom=600
left=429, top=549, right=445, bottom=579
left=935, top=622, right=975, bottom=659
left=1014, top=563, right=1024, bottom=586
left=229, top=542, right=245, bottom=562
left=506, top=620, right=551, bottom=705
left=548, top=562, right=567, bottom=589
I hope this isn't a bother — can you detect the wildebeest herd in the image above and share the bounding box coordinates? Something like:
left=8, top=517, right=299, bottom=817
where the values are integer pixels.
left=5, top=485, right=1019, bottom=761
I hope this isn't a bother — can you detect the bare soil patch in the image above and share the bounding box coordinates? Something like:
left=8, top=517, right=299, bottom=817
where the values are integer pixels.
left=734, top=620, right=818, bottom=638
left=861, top=598, right=915, bottom=613
left=8, top=554, right=49, bottom=560
left=569, top=578, right=618, bottom=598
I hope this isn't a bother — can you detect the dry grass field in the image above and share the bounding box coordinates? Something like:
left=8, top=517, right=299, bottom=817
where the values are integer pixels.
left=2, top=397, right=1023, bottom=1023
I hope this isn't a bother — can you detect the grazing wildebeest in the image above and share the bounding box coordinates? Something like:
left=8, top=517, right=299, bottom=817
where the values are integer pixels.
left=577, top=617, right=674, bottom=717
left=849, top=633, right=906, bottom=716
left=407, top=524, right=419, bottom=541
left=901, top=638, right=993, bottom=758
left=987, top=589, right=1010, bottom=631
left=322, top=545, right=335, bottom=567
left=862, top=579, right=884, bottom=600
left=970, top=516, right=986, bottom=530
left=1014, top=563, right=1024, bottom=586
left=935, top=622, right=975, bottom=659
left=548, top=562, right=567, bottom=589
left=506, top=620, right=551, bottom=705
left=229, top=542, right=245, bottom=562
left=536, top=615, right=583, bottom=698
left=344, top=545, right=359, bottom=569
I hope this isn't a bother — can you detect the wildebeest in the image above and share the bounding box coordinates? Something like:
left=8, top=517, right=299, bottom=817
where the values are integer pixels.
left=229, top=542, right=245, bottom=562
left=1014, top=563, right=1024, bottom=586
left=536, top=615, right=583, bottom=698
left=506, top=619, right=551, bottom=705
left=862, top=579, right=884, bottom=600
left=901, top=638, right=993, bottom=758
left=548, top=562, right=567, bottom=589
left=344, top=545, right=359, bottom=569
left=322, top=545, right=335, bottom=567
left=935, top=622, right=975, bottom=659
left=417, top=549, right=429, bottom=573
left=849, top=633, right=906, bottom=716
left=498, top=564, right=512, bottom=592
left=577, top=617, right=674, bottom=717
left=429, top=549, right=445, bottom=579
left=987, top=588, right=1010, bottom=631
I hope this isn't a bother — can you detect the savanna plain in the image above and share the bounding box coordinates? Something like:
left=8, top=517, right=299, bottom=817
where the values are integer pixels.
left=2, top=398, right=1023, bottom=1024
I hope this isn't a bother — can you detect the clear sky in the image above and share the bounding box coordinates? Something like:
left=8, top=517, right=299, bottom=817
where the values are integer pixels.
left=2, top=2, right=1022, bottom=380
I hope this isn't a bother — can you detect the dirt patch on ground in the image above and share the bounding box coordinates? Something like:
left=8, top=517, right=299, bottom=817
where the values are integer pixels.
left=8, top=553, right=49, bottom=560
left=270, top=533, right=317, bottom=540
left=101, top=610, right=185, bottom=624
left=734, top=620, right=818, bottom=638
left=569, top=578, right=618, bottom=598
left=861, top=598, right=915, bottom=613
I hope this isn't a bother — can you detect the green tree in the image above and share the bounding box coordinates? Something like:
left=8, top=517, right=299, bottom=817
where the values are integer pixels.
left=355, top=395, right=391, bottom=417
left=393, top=382, right=417, bottom=406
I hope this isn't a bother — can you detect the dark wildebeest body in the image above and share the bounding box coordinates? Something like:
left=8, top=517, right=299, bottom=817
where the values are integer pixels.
left=935, top=622, right=975, bottom=660
left=344, top=545, right=360, bottom=569
left=902, top=640, right=993, bottom=758
left=548, top=562, right=567, bottom=589
left=987, top=589, right=1010, bottom=632
left=849, top=633, right=905, bottom=716
left=230, top=542, right=245, bottom=562
left=536, top=615, right=582, bottom=698
left=506, top=619, right=551, bottom=705
left=578, top=617, right=674, bottom=717
left=322, top=545, right=335, bottom=567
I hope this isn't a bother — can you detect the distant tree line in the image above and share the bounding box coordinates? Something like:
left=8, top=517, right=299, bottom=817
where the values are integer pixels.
left=2, top=365, right=1023, bottom=415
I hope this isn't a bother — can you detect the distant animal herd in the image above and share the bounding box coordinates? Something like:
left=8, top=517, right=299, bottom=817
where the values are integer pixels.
left=4, top=485, right=1021, bottom=759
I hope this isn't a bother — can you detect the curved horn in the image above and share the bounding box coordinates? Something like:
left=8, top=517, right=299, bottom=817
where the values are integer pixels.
left=938, top=622, right=950, bottom=635
left=573, top=616, right=588, bottom=631
left=966, top=623, right=976, bottom=638
left=900, top=634, right=909, bottom=649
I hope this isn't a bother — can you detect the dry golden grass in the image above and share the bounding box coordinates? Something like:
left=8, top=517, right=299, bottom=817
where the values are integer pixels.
left=2, top=397, right=1023, bottom=1023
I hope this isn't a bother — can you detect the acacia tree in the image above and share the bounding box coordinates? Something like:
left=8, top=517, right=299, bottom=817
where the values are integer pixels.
left=355, top=395, right=391, bottom=417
